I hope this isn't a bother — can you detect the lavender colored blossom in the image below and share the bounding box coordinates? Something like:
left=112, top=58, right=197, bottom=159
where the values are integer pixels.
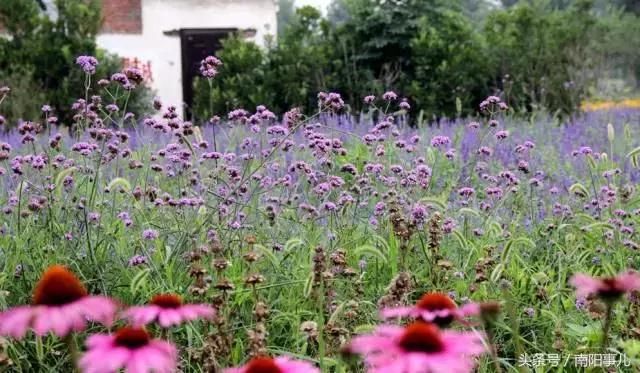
left=76, top=56, right=99, bottom=74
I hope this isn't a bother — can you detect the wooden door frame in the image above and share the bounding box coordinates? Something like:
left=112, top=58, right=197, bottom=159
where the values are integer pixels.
left=179, top=28, right=237, bottom=120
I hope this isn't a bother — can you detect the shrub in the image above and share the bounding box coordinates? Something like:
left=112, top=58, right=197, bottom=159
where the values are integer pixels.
left=409, top=8, right=489, bottom=119
left=0, top=0, right=151, bottom=126
left=484, top=0, right=600, bottom=115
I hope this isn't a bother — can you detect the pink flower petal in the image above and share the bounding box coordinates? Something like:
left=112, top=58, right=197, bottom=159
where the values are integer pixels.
left=0, top=306, right=34, bottom=338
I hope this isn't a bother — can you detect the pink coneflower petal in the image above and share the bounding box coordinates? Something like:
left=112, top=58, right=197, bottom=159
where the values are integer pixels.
left=459, top=302, right=481, bottom=317
left=124, top=294, right=215, bottom=328
left=0, top=266, right=117, bottom=338
left=380, top=306, right=414, bottom=319
left=349, top=323, right=486, bottom=373
left=570, top=274, right=602, bottom=298
left=224, top=355, right=320, bottom=373
left=571, top=271, right=640, bottom=300
left=79, top=327, right=177, bottom=373
left=0, top=307, right=34, bottom=338
left=617, top=272, right=640, bottom=291
left=381, top=292, right=478, bottom=327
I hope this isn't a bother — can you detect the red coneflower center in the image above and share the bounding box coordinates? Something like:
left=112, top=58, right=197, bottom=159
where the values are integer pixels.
left=416, top=292, right=457, bottom=311
left=150, top=293, right=183, bottom=308
left=599, top=278, right=625, bottom=300
left=245, top=357, right=283, bottom=373
left=33, top=265, right=88, bottom=306
left=416, top=292, right=457, bottom=326
left=399, top=323, right=445, bottom=354
left=114, top=327, right=151, bottom=349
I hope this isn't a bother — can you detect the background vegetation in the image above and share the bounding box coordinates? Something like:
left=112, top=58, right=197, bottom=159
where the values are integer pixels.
left=193, top=0, right=640, bottom=121
left=0, top=0, right=639, bottom=123
left=0, top=0, right=151, bottom=125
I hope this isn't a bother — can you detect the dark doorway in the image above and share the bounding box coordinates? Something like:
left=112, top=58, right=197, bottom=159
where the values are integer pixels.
left=180, top=28, right=236, bottom=120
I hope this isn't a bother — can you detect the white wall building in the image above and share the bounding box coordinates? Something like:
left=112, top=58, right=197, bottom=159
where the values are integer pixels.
left=96, top=0, right=278, bottom=118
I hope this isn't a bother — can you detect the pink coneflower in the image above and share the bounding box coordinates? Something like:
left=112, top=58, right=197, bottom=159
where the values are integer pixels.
left=570, top=271, right=640, bottom=301
left=79, top=327, right=177, bottom=373
left=348, top=322, right=486, bottom=373
left=224, top=356, right=320, bottom=373
left=0, top=265, right=116, bottom=338
left=124, top=293, right=215, bottom=327
left=381, top=292, right=479, bottom=327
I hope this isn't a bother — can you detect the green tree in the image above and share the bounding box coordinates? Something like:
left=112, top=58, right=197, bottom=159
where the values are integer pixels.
left=0, top=0, right=150, bottom=125
left=277, top=0, right=296, bottom=36
left=485, top=0, right=600, bottom=114
left=410, top=9, right=489, bottom=119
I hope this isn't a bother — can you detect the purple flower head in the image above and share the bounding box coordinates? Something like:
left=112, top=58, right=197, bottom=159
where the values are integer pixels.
left=200, top=55, right=222, bottom=78
left=411, top=203, right=428, bottom=225
left=458, top=187, right=475, bottom=198
left=445, top=149, right=456, bottom=160
left=477, top=146, right=493, bottom=156
left=76, top=55, right=99, bottom=74
left=382, top=91, right=398, bottom=101
left=430, top=135, right=451, bottom=148
left=142, top=229, right=159, bottom=240
left=495, top=130, right=509, bottom=140
left=320, top=92, right=345, bottom=111
left=88, top=212, right=101, bottom=223
left=128, top=255, right=148, bottom=267
left=364, top=95, right=376, bottom=104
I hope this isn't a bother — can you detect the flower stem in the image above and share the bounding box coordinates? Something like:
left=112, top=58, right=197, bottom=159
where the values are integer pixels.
left=63, top=334, right=79, bottom=372
left=484, top=326, right=503, bottom=373
left=601, top=303, right=614, bottom=351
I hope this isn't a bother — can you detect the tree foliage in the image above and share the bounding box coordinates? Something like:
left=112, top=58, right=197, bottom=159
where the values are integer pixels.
left=0, top=0, right=151, bottom=125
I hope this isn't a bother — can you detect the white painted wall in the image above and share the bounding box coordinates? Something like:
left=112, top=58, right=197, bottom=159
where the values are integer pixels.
left=97, top=0, right=277, bottom=115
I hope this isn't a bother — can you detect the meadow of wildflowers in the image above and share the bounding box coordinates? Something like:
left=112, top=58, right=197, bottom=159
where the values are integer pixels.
left=0, top=56, right=639, bottom=372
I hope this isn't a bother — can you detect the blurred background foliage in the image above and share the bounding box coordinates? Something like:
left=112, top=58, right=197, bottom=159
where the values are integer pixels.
left=195, top=0, right=640, bottom=121
left=0, top=0, right=639, bottom=123
left=0, top=0, right=151, bottom=125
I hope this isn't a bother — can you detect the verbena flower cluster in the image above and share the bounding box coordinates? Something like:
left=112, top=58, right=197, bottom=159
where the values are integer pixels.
left=0, top=55, right=639, bottom=372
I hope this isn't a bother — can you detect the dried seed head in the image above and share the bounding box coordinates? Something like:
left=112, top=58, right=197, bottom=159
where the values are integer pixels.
left=300, top=321, right=318, bottom=340
left=245, top=274, right=266, bottom=286
left=243, top=252, right=260, bottom=263
left=214, top=278, right=235, bottom=291
left=213, top=259, right=231, bottom=271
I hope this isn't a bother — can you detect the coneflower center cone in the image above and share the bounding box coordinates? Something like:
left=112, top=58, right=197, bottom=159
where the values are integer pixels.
left=416, top=292, right=457, bottom=326
left=399, top=323, right=445, bottom=353
left=33, top=265, right=87, bottom=306
left=598, top=278, right=625, bottom=300
left=150, top=293, right=183, bottom=308
left=245, top=357, right=283, bottom=373
left=114, top=327, right=151, bottom=349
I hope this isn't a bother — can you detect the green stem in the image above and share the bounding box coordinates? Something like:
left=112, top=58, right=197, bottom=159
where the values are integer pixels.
left=63, top=334, right=79, bottom=372
left=484, top=325, right=503, bottom=373
left=601, top=303, right=613, bottom=351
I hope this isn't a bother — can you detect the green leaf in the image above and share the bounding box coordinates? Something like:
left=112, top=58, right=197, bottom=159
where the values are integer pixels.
left=626, top=146, right=640, bottom=159
left=284, top=238, right=304, bottom=252
left=569, top=183, right=589, bottom=198
left=129, top=268, right=151, bottom=295
left=354, top=245, right=388, bottom=264
left=107, top=177, right=131, bottom=193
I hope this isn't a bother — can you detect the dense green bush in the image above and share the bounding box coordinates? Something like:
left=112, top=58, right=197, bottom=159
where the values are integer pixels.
left=194, top=6, right=350, bottom=118
left=409, top=8, right=489, bottom=119
left=194, top=0, right=637, bottom=120
left=0, top=0, right=151, bottom=126
left=484, top=0, right=600, bottom=115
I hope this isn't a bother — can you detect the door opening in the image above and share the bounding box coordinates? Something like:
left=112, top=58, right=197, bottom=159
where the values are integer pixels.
left=180, top=28, right=236, bottom=120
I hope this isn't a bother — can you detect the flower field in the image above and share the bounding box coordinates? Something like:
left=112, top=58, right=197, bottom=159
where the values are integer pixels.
left=0, top=57, right=640, bottom=372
